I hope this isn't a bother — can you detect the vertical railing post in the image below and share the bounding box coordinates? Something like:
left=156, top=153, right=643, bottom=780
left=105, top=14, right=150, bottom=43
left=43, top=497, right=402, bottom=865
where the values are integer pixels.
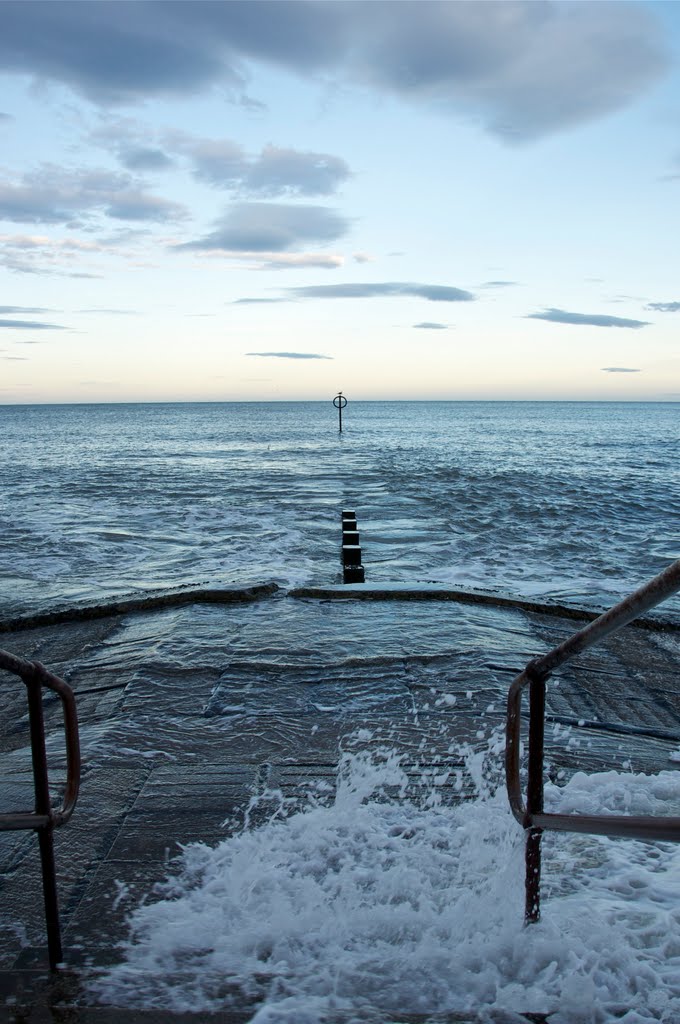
left=25, top=670, right=63, bottom=970
left=525, top=672, right=546, bottom=924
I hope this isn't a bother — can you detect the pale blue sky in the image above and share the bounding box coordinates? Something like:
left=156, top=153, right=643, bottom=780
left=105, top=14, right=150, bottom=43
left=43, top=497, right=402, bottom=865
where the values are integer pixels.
left=0, top=0, right=679, bottom=402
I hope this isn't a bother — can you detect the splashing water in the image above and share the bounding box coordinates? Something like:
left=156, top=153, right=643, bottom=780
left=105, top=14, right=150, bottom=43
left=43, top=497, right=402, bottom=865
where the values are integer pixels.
left=91, top=736, right=680, bottom=1023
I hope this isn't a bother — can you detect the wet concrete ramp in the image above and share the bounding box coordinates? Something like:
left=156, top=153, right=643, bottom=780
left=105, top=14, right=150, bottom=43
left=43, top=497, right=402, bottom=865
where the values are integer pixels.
left=1, top=591, right=679, bottom=1018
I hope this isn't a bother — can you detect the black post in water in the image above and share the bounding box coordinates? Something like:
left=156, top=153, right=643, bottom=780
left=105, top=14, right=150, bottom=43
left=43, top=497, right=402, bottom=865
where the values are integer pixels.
left=333, top=392, right=347, bottom=432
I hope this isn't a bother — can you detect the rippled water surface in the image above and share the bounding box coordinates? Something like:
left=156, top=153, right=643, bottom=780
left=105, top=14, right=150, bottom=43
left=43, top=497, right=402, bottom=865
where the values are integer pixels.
left=1, top=400, right=678, bottom=617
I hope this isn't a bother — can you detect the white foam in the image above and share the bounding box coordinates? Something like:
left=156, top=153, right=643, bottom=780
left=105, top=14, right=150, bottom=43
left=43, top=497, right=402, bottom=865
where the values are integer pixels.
left=91, top=744, right=680, bottom=1022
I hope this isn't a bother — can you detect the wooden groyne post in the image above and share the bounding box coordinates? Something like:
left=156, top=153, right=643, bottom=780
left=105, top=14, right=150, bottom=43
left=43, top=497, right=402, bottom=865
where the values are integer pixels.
left=342, top=509, right=365, bottom=583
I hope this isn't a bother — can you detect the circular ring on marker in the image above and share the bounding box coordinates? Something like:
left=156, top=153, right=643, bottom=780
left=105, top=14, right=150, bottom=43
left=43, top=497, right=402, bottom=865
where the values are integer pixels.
left=333, top=394, right=348, bottom=409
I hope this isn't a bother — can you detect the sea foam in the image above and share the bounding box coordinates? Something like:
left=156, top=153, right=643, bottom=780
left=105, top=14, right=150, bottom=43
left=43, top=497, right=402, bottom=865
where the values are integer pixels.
left=91, top=736, right=680, bottom=1022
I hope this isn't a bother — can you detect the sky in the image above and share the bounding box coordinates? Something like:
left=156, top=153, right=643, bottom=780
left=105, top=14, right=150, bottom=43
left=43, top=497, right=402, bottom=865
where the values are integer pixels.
left=0, top=0, right=679, bottom=404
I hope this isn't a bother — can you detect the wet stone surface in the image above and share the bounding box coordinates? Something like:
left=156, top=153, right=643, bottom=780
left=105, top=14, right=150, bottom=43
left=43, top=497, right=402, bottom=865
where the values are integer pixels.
left=0, top=594, right=679, bottom=983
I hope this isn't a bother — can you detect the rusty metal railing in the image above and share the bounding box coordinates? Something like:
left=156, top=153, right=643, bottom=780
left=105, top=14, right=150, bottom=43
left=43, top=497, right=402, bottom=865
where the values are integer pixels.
left=0, top=649, right=80, bottom=970
left=506, top=559, right=680, bottom=923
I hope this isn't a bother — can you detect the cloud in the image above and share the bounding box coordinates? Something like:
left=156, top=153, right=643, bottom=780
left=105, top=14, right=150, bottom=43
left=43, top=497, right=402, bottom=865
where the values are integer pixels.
left=179, top=202, right=349, bottom=252
left=0, top=165, right=187, bottom=225
left=233, top=297, right=288, bottom=305
left=414, top=322, right=449, bottom=329
left=0, top=2, right=234, bottom=105
left=119, top=147, right=175, bottom=172
left=246, top=351, right=332, bottom=360
left=88, top=117, right=176, bottom=171
left=0, top=112, right=11, bottom=122
left=601, top=367, right=641, bottom=373
left=1, top=355, right=28, bottom=360
left=174, top=135, right=350, bottom=196
left=646, top=301, right=680, bottom=313
left=76, top=308, right=141, bottom=315
left=257, top=253, right=344, bottom=269
left=0, top=2, right=668, bottom=141
left=526, top=308, right=650, bottom=329
left=348, top=2, right=668, bottom=141
left=105, top=191, right=185, bottom=221
left=0, top=305, right=52, bottom=314
left=0, top=231, right=117, bottom=275
left=95, top=121, right=350, bottom=196
left=287, top=282, right=474, bottom=302
left=480, top=280, right=518, bottom=288
left=0, top=318, right=65, bottom=330
left=209, top=251, right=343, bottom=269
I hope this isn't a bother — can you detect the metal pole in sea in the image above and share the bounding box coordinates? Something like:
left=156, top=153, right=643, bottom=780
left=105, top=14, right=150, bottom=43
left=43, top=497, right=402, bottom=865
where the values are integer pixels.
left=333, top=391, right=347, bottom=432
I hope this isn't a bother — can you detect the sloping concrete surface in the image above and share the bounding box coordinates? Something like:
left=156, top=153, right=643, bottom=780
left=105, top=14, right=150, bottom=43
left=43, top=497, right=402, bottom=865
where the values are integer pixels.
left=1, top=593, right=678, bottom=1020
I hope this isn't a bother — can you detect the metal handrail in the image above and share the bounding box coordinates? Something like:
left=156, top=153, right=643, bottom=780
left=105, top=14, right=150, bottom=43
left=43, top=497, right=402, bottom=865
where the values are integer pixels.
left=0, top=649, right=81, bottom=969
left=505, top=559, right=680, bottom=923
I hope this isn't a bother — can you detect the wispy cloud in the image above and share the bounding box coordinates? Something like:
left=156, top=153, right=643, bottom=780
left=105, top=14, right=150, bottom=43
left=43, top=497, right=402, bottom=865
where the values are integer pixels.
left=601, top=367, right=641, bottom=373
left=254, top=253, right=344, bottom=270
left=480, top=280, right=518, bottom=288
left=0, top=305, right=53, bottom=314
left=646, top=301, right=680, bottom=313
left=414, top=322, right=449, bottom=330
left=94, top=119, right=351, bottom=198
left=178, top=203, right=349, bottom=253
left=0, top=232, right=114, bottom=275
left=173, top=135, right=351, bottom=197
left=0, top=3, right=667, bottom=140
left=246, top=351, right=332, bottom=360
left=0, top=165, right=187, bottom=226
left=0, top=318, right=66, bottom=330
left=76, top=308, right=141, bottom=315
left=286, top=282, right=474, bottom=302
left=526, top=308, right=650, bottom=329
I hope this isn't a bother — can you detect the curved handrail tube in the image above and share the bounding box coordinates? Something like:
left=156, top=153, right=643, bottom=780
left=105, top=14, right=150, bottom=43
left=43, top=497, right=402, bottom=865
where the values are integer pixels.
left=0, top=650, right=80, bottom=828
left=31, top=662, right=81, bottom=825
left=530, top=812, right=680, bottom=842
left=506, top=558, right=680, bottom=841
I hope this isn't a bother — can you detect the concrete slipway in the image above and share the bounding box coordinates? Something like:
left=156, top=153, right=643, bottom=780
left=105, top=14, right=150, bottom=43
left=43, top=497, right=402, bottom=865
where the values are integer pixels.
left=1, top=583, right=679, bottom=1023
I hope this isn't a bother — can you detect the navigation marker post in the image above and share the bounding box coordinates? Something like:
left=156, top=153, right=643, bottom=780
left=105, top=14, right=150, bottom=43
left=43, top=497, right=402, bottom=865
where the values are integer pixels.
left=333, top=391, right=347, bottom=432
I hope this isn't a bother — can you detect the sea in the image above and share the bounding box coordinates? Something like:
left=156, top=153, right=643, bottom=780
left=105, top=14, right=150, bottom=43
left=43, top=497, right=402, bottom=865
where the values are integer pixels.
left=0, top=399, right=678, bottom=620
left=3, top=400, right=680, bottom=1022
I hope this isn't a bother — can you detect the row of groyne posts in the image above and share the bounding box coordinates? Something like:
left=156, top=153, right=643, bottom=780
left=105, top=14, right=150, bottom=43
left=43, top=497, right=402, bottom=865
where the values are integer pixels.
left=333, top=394, right=365, bottom=582
left=340, top=508, right=365, bottom=584
left=333, top=395, right=366, bottom=582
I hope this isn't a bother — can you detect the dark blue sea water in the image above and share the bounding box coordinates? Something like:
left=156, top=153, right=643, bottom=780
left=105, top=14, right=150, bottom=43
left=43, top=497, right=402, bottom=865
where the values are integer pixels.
left=0, top=400, right=678, bottom=618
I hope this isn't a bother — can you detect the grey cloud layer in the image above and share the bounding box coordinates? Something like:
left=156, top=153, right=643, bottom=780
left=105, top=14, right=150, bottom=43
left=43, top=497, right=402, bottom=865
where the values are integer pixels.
left=287, top=283, right=474, bottom=302
left=601, top=367, right=641, bottom=373
left=647, top=301, right=680, bottom=313
left=527, top=308, right=650, bottom=329
left=0, top=318, right=65, bottom=329
left=414, top=322, right=449, bottom=329
left=0, top=305, right=52, bottom=313
left=246, top=351, right=332, bottom=360
left=180, top=203, right=349, bottom=252
left=0, top=1, right=667, bottom=140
